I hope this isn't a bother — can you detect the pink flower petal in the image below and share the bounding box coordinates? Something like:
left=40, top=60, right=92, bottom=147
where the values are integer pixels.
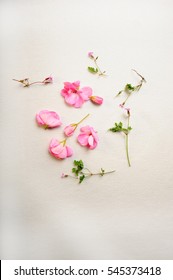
left=50, top=144, right=64, bottom=156
left=80, top=87, right=93, bottom=101
left=57, top=147, right=68, bottom=159
left=66, top=146, right=73, bottom=157
left=90, top=127, right=99, bottom=141
left=49, top=138, right=60, bottom=148
left=74, top=95, right=85, bottom=108
left=64, top=93, right=78, bottom=105
left=77, top=133, right=89, bottom=146
left=80, top=125, right=92, bottom=135
left=88, top=135, right=94, bottom=146
left=36, top=113, right=45, bottom=125
left=89, top=140, right=98, bottom=150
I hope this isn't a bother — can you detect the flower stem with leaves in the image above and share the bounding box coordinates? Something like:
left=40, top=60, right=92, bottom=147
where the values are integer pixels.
left=88, top=52, right=106, bottom=76
left=61, top=160, right=115, bottom=183
left=109, top=110, right=132, bottom=167
left=116, top=69, right=146, bottom=105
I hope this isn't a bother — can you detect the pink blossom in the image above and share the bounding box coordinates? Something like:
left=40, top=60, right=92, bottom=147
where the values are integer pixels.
left=36, top=110, right=62, bottom=128
left=77, top=125, right=99, bottom=150
left=43, top=76, right=53, bottom=84
left=90, top=96, right=103, bottom=105
left=88, top=52, right=94, bottom=58
left=64, top=124, right=77, bottom=137
left=49, top=138, right=73, bottom=159
left=61, top=81, right=92, bottom=108
left=61, top=173, right=68, bottom=178
left=119, top=103, right=124, bottom=109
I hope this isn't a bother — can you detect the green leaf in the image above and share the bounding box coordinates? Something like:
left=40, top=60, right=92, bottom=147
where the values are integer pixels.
left=72, top=160, right=84, bottom=176
left=109, top=122, right=124, bottom=133
left=79, top=174, right=85, bottom=184
left=125, top=84, right=135, bottom=91
left=72, top=167, right=77, bottom=174
left=88, top=66, right=98, bottom=74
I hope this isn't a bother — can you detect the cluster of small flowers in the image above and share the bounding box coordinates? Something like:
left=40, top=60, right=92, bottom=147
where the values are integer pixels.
left=36, top=110, right=99, bottom=159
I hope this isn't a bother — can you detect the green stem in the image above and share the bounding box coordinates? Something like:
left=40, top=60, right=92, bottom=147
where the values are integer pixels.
left=61, top=138, right=67, bottom=146
left=76, top=114, right=90, bottom=125
left=94, top=58, right=105, bottom=76
left=29, top=81, right=43, bottom=86
left=125, top=116, right=131, bottom=167
left=82, top=170, right=116, bottom=176
left=123, top=93, right=131, bottom=105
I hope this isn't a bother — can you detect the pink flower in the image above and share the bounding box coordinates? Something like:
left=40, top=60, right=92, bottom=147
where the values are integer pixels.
left=43, top=76, right=53, bottom=84
left=119, top=103, right=124, bottom=109
left=61, top=173, right=68, bottom=178
left=88, top=52, right=94, bottom=58
left=77, top=125, right=99, bottom=150
left=64, top=124, right=77, bottom=137
left=36, top=110, right=62, bottom=128
left=90, top=96, right=103, bottom=105
left=61, top=81, right=92, bottom=108
left=49, top=138, right=73, bottom=159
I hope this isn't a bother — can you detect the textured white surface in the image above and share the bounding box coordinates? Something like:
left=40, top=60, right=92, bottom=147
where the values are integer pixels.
left=0, top=0, right=173, bottom=259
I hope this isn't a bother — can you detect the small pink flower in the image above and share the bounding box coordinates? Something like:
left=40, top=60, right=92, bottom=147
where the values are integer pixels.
left=64, top=124, right=77, bottom=137
left=43, top=76, right=53, bottom=84
left=90, top=96, right=103, bottom=105
left=49, top=138, right=73, bottom=159
left=119, top=103, right=124, bottom=109
left=61, top=81, right=92, bottom=108
left=61, top=173, right=68, bottom=178
left=36, top=110, right=62, bottom=128
left=77, top=125, right=99, bottom=150
left=88, top=52, right=94, bottom=58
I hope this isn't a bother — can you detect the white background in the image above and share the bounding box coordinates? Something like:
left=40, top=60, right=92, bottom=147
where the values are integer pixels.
left=0, top=0, right=173, bottom=259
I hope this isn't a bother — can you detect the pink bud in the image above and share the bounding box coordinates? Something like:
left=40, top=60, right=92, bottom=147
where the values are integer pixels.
left=90, top=96, right=103, bottom=105
left=61, top=173, right=68, bottom=178
left=119, top=103, right=124, bottom=109
left=64, top=124, right=77, bottom=137
left=88, top=52, right=94, bottom=58
left=43, top=76, right=53, bottom=84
